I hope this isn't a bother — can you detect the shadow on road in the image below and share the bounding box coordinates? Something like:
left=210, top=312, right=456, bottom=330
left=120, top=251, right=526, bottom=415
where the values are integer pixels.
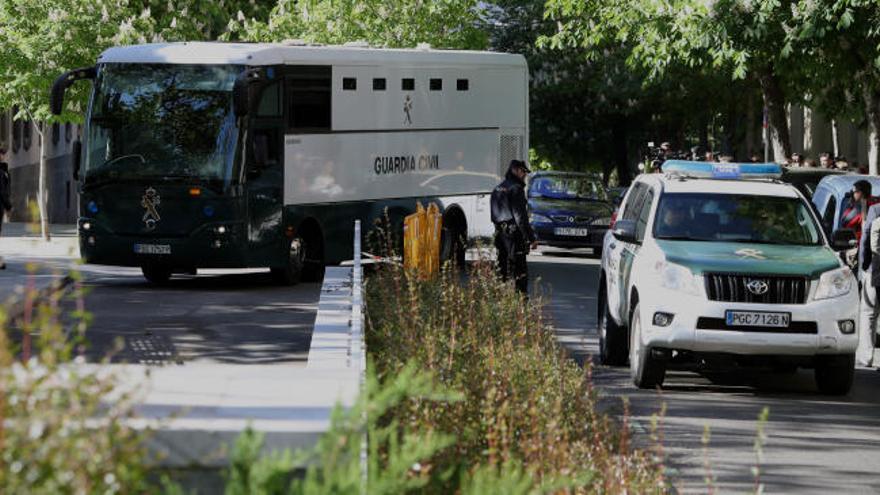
left=64, top=269, right=321, bottom=366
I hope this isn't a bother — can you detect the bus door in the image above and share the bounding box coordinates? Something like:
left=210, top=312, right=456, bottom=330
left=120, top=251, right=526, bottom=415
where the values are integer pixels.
left=246, top=77, right=285, bottom=263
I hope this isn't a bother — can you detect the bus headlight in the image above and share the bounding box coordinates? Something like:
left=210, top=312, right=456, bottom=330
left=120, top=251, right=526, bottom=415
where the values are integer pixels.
left=81, top=221, right=92, bottom=231
left=656, top=261, right=703, bottom=297
left=213, top=225, right=227, bottom=235
left=814, top=267, right=853, bottom=300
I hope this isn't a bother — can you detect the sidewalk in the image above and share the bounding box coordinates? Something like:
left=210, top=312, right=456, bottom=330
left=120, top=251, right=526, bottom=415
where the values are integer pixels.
left=0, top=222, right=79, bottom=311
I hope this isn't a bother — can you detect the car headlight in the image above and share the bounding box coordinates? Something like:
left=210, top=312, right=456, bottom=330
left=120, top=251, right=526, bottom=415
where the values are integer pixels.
left=530, top=212, right=552, bottom=224
left=655, top=261, right=703, bottom=297
left=814, top=267, right=853, bottom=300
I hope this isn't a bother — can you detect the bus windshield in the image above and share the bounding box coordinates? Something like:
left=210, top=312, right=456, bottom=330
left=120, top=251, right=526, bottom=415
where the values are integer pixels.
left=84, top=63, right=242, bottom=185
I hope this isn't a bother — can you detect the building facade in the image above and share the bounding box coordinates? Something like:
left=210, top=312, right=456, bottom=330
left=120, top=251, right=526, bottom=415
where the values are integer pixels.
left=0, top=109, right=80, bottom=223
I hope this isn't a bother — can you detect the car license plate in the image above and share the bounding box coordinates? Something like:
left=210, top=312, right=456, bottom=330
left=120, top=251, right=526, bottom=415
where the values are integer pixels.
left=725, top=310, right=790, bottom=328
left=554, top=227, right=589, bottom=237
left=134, top=243, right=171, bottom=255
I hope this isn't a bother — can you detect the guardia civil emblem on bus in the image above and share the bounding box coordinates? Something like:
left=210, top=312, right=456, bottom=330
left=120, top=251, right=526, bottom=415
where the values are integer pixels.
left=50, top=42, right=528, bottom=284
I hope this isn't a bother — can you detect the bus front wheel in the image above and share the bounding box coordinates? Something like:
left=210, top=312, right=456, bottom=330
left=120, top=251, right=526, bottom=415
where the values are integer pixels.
left=271, top=237, right=305, bottom=285
left=142, top=265, right=172, bottom=285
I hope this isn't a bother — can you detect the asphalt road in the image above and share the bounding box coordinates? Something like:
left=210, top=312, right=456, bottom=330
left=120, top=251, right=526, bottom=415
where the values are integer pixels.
left=58, top=264, right=321, bottom=365
left=531, top=247, right=880, bottom=494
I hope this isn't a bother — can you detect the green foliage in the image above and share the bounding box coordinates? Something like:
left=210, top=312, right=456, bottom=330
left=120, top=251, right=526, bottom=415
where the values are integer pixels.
left=0, top=0, right=268, bottom=122
left=225, top=0, right=488, bottom=50
left=222, top=363, right=459, bottom=495
left=0, top=261, right=152, bottom=493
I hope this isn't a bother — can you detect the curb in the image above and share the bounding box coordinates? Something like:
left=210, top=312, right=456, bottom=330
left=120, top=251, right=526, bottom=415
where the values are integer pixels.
left=3, top=274, right=75, bottom=323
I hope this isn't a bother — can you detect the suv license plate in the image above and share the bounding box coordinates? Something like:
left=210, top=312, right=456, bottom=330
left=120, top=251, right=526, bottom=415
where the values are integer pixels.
left=134, top=244, right=171, bottom=255
left=554, top=227, right=589, bottom=237
left=725, top=310, right=790, bottom=328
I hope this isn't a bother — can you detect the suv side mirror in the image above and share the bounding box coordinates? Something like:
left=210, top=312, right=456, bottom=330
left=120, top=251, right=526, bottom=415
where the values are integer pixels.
left=831, top=229, right=857, bottom=251
left=612, top=219, right=638, bottom=244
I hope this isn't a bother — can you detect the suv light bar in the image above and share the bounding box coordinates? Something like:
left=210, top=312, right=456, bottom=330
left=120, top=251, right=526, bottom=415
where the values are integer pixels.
left=662, top=160, right=782, bottom=180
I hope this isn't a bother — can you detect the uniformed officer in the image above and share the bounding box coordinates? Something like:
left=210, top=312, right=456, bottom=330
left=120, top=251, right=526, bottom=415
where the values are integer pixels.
left=491, top=159, right=537, bottom=294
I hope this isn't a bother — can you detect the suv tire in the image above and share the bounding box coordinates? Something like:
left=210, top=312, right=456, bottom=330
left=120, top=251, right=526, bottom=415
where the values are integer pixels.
left=630, top=302, right=666, bottom=389
left=598, top=290, right=627, bottom=366
left=814, top=354, right=854, bottom=395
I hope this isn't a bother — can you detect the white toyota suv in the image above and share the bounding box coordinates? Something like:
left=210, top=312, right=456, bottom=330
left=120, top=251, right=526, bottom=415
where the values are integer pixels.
left=598, top=161, right=859, bottom=394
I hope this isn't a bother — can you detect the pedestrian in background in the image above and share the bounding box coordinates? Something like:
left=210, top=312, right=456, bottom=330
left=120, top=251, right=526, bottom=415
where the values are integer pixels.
left=804, top=158, right=818, bottom=168
left=0, top=148, right=10, bottom=270
left=819, top=152, right=835, bottom=169
left=842, top=180, right=872, bottom=245
left=858, top=202, right=880, bottom=368
left=491, top=159, right=537, bottom=295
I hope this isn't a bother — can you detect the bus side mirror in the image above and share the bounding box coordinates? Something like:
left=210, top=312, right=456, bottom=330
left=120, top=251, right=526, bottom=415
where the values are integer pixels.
left=72, top=140, right=82, bottom=181
left=233, top=68, right=264, bottom=118
left=50, top=67, right=97, bottom=116
left=831, top=229, right=857, bottom=251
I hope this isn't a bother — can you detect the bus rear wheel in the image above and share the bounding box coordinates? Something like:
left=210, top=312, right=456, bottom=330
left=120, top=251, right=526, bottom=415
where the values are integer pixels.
left=272, top=237, right=305, bottom=285
left=142, top=265, right=172, bottom=285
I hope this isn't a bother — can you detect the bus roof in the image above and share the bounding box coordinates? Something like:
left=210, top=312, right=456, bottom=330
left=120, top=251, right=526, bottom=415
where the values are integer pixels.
left=98, top=42, right=528, bottom=68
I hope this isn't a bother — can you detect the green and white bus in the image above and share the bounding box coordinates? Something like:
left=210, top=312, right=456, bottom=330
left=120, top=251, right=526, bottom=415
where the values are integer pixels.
left=51, top=42, right=528, bottom=283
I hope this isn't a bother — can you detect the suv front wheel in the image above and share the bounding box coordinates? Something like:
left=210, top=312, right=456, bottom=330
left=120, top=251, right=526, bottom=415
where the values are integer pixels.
left=814, top=354, right=854, bottom=395
left=598, top=289, right=627, bottom=366
left=629, top=302, right=666, bottom=389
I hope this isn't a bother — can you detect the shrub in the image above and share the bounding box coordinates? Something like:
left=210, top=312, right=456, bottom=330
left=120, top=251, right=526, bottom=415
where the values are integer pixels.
left=0, top=264, right=152, bottom=493
left=363, top=252, right=667, bottom=492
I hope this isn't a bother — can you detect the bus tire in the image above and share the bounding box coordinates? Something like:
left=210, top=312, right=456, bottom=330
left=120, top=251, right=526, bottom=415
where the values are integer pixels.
left=441, top=209, right=467, bottom=269
left=271, top=237, right=305, bottom=285
left=301, top=225, right=325, bottom=283
left=142, top=265, right=172, bottom=285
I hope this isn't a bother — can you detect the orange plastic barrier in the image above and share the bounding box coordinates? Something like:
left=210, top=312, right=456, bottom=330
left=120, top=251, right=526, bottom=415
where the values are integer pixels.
left=403, top=202, right=443, bottom=278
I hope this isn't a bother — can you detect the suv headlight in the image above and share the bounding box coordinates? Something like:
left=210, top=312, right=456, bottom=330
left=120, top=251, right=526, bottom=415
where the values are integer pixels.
left=814, top=267, right=853, bottom=300
left=655, top=261, right=703, bottom=297
left=530, top=212, right=552, bottom=224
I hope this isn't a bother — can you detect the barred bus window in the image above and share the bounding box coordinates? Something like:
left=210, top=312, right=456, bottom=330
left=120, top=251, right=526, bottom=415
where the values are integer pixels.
left=430, top=78, right=442, bottom=91
left=457, top=79, right=469, bottom=91
left=342, top=77, right=357, bottom=90
left=402, top=78, right=415, bottom=91
left=372, top=78, right=386, bottom=91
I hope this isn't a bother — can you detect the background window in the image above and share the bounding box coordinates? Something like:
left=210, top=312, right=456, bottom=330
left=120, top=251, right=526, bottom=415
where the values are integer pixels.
left=373, top=78, right=386, bottom=91
left=457, top=79, right=469, bottom=91
left=0, top=112, right=7, bottom=151
left=52, top=122, right=60, bottom=145
left=11, top=107, right=20, bottom=153
left=65, top=122, right=72, bottom=142
left=256, top=82, right=282, bottom=117
left=402, top=78, right=415, bottom=91
left=342, top=77, right=357, bottom=90
left=287, top=67, right=331, bottom=132
left=430, top=78, right=442, bottom=91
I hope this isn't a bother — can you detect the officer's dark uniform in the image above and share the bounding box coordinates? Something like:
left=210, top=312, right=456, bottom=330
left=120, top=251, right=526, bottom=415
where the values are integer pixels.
left=491, top=160, right=536, bottom=294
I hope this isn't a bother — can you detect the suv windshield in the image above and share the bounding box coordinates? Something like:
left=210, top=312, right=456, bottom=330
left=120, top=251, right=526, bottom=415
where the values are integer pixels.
left=653, top=193, right=823, bottom=246
left=84, top=63, right=242, bottom=186
left=529, top=175, right=607, bottom=201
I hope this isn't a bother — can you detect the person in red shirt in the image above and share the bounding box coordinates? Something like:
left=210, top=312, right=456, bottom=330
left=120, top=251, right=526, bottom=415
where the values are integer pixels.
left=840, top=180, right=875, bottom=244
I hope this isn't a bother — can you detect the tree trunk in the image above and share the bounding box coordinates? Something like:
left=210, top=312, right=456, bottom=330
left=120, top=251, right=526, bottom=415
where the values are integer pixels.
left=865, top=88, right=880, bottom=176
left=831, top=118, right=840, bottom=157
left=745, top=95, right=756, bottom=157
left=38, top=148, right=49, bottom=241
left=758, top=69, right=792, bottom=162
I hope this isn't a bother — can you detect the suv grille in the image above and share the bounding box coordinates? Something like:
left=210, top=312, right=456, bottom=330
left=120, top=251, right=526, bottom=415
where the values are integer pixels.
left=704, top=274, right=809, bottom=304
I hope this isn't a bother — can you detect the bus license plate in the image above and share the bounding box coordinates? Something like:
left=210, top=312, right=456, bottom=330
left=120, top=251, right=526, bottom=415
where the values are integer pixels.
left=554, top=227, right=589, bottom=237
left=134, top=244, right=171, bottom=255
left=725, top=310, right=790, bottom=328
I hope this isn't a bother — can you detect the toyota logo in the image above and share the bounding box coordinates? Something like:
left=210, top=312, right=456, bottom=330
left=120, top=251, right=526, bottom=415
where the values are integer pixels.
left=746, top=279, right=769, bottom=295
left=568, top=216, right=575, bottom=223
